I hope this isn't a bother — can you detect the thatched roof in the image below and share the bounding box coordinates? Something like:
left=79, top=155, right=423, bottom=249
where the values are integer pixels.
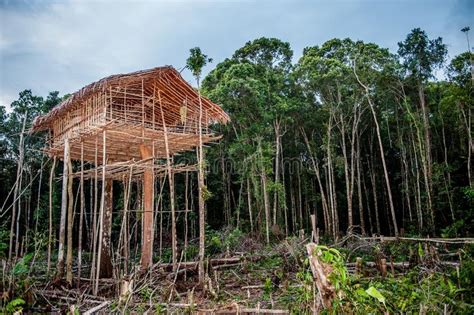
left=32, top=66, right=229, bottom=132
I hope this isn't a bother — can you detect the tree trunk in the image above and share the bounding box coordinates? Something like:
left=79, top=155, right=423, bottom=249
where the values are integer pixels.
left=9, top=114, right=27, bottom=262
left=356, top=144, right=365, bottom=234
left=339, top=115, right=353, bottom=230
left=418, top=84, right=434, bottom=228
left=354, top=69, right=398, bottom=236
left=301, top=129, right=330, bottom=236
left=261, top=170, right=271, bottom=244
left=196, top=78, right=206, bottom=284
left=247, top=178, right=254, bottom=232
left=272, top=119, right=281, bottom=226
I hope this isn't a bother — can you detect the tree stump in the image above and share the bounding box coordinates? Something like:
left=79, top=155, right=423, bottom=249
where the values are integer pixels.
left=306, top=243, right=336, bottom=309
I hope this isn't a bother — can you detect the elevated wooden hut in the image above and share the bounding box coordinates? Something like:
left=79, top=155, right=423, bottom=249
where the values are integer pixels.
left=32, top=66, right=228, bottom=290
left=33, top=66, right=228, bottom=161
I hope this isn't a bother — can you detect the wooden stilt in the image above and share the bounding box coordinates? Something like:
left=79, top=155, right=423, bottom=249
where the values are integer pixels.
left=99, top=178, right=113, bottom=278
left=57, top=138, right=70, bottom=279
left=47, top=156, right=56, bottom=274
left=159, top=91, right=178, bottom=271
left=118, top=166, right=133, bottom=275
left=66, top=144, right=74, bottom=284
left=77, top=142, right=85, bottom=287
left=95, top=130, right=107, bottom=294
left=139, top=144, right=154, bottom=270
left=90, top=137, right=98, bottom=283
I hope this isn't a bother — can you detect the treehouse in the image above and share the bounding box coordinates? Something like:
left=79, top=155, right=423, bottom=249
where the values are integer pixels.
left=32, top=66, right=228, bottom=287
left=32, top=66, right=229, bottom=162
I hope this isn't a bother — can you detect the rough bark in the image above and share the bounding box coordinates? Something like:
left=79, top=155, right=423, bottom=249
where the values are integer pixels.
left=66, top=150, right=74, bottom=284
left=99, top=179, right=113, bottom=278
left=139, top=144, right=154, bottom=270
left=47, top=156, right=56, bottom=273
left=57, top=138, right=70, bottom=278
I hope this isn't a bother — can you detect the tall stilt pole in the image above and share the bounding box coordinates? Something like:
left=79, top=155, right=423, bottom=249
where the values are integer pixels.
left=47, top=156, right=56, bottom=274
left=99, top=178, right=113, bottom=278
left=57, top=138, right=70, bottom=279
left=77, top=142, right=85, bottom=287
left=66, top=144, right=74, bottom=284
left=139, top=144, right=154, bottom=269
left=90, top=137, right=98, bottom=283
left=95, top=130, right=107, bottom=294
left=159, top=90, right=177, bottom=271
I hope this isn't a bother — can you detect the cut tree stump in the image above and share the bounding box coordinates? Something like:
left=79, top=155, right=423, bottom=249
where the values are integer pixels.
left=306, top=242, right=336, bottom=309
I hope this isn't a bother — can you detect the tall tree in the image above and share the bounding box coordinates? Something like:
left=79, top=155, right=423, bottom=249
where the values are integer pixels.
left=398, top=28, right=447, bottom=230
left=186, top=47, right=213, bottom=283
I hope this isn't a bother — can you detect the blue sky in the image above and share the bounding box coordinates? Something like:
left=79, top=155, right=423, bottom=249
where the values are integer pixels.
left=0, top=0, right=472, bottom=109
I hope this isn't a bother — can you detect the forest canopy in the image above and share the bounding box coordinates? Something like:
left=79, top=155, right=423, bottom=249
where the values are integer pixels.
left=1, top=29, right=473, bottom=247
left=1, top=26, right=473, bottom=314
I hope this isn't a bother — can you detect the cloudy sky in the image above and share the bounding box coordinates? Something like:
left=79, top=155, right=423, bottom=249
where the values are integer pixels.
left=0, top=0, right=472, bottom=110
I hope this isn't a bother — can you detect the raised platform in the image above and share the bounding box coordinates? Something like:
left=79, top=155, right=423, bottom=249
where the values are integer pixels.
left=45, top=119, right=221, bottom=163
left=70, top=157, right=197, bottom=180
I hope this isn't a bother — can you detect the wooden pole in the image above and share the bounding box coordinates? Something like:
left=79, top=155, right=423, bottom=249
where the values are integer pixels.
left=184, top=172, right=189, bottom=260
left=90, top=137, right=98, bottom=283
left=56, top=138, right=70, bottom=279
left=139, top=144, right=154, bottom=269
left=77, top=142, right=85, bottom=287
left=158, top=90, right=177, bottom=271
left=47, top=156, right=56, bottom=273
left=66, top=144, right=74, bottom=284
left=99, top=178, right=113, bottom=278
left=95, top=129, right=107, bottom=294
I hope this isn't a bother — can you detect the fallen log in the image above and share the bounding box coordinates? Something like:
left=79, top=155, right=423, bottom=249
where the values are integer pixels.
left=38, top=290, right=104, bottom=305
left=159, top=256, right=242, bottom=271
left=346, top=261, right=460, bottom=268
left=360, top=236, right=474, bottom=244
left=222, top=309, right=289, bottom=314
left=83, top=301, right=111, bottom=315
left=163, top=303, right=289, bottom=314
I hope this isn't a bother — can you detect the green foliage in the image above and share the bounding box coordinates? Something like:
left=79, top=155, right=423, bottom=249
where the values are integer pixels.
left=223, top=228, right=243, bottom=249
left=205, top=226, right=223, bottom=255
left=183, top=244, right=199, bottom=260
left=441, top=219, right=465, bottom=238
left=208, top=235, right=222, bottom=255
left=263, top=277, right=273, bottom=300
left=0, top=226, right=9, bottom=258
left=282, top=244, right=474, bottom=313
left=365, top=286, right=386, bottom=306
left=398, top=27, right=447, bottom=81
left=5, top=298, right=25, bottom=314
left=186, top=47, right=213, bottom=80
left=201, top=185, right=213, bottom=201
left=12, top=253, right=33, bottom=276
left=314, top=245, right=349, bottom=291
